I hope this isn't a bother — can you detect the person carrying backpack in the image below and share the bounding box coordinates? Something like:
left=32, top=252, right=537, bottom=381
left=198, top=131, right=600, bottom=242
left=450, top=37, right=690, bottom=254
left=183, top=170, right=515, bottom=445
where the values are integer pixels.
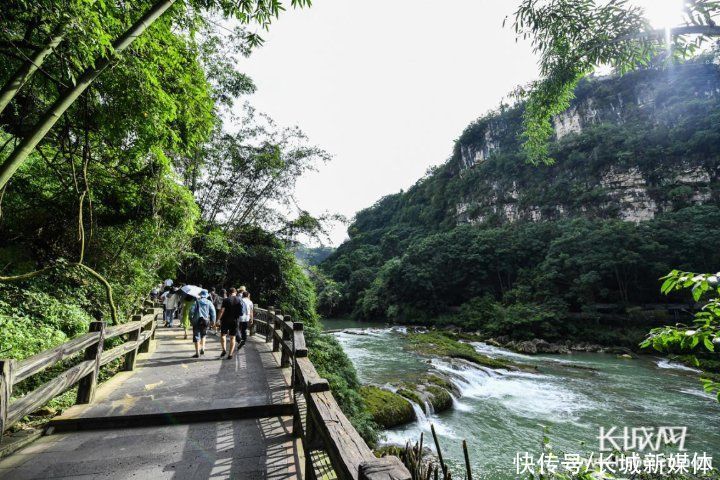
left=216, top=287, right=246, bottom=360
left=190, top=290, right=216, bottom=358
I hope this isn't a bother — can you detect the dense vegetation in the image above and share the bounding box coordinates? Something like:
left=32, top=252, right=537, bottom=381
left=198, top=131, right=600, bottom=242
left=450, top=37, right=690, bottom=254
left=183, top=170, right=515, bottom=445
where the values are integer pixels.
left=320, top=58, right=720, bottom=348
left=0, top=1, right=377, bottom=443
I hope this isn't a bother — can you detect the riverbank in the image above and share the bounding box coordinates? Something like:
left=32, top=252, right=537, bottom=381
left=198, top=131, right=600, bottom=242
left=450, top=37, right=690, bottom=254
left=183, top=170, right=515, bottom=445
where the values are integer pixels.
left=324, top=319, right=720, bottom=478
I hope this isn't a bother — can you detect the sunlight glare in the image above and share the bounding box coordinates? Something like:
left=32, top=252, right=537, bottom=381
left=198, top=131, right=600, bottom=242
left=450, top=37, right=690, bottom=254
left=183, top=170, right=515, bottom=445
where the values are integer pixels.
left=637, top=0, right=685, bottom=29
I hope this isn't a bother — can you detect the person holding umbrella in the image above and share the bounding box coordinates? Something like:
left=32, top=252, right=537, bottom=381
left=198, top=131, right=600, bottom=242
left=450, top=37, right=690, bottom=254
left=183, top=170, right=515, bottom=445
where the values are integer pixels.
left=180, top=285, right=203, bottom=340
left=190, top=289, right=216, bottom=358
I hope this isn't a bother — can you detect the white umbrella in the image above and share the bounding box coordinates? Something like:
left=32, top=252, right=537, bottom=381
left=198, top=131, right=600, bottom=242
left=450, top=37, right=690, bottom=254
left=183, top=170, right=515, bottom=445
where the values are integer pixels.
left=181, top=285, right=202, bottom=298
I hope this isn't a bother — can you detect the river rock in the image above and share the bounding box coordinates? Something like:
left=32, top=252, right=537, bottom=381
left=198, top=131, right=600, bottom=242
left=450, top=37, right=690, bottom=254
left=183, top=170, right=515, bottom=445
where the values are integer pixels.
left=426, top=385, right=453, bottom=412
left=516, top=341, right=538, bottom=354
left=360, top=386, right=416, bottom=428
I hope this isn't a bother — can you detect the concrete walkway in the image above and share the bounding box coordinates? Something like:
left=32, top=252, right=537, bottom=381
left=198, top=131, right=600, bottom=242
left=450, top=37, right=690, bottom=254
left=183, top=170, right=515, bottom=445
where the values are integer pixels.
left=0, top=326, right=302, bottom=479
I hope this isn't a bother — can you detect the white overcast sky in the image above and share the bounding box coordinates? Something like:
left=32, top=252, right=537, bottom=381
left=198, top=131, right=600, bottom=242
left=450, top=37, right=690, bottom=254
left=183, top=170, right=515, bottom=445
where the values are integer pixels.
left=239, top=0, right=682, bottom=245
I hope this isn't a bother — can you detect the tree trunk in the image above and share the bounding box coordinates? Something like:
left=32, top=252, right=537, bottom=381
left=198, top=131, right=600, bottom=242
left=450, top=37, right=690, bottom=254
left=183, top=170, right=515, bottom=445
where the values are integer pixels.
left=0, top=0, right=177, bottom=190
left=0, top=27, right=66, bottom=116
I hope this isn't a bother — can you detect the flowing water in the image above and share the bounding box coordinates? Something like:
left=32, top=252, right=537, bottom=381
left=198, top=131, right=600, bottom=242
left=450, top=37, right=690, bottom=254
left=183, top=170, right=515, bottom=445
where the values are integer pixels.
left=322, top=319, right=720, bottom=479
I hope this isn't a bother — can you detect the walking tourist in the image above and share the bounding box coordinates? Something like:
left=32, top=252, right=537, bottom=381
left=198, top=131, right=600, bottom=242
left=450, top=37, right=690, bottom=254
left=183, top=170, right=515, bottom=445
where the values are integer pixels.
left=235, top=286, right=247, bottom=344
left=208, top=288, right=221, bottom=335
left=190, top=290, right=216, bottom=358
left=217, top=287, right=246, bottom=360
left=161, top=286, right=180, bottom=327
left=180, top=291, right=194, bottom=340
left=239, top=291, right=254, bottom=343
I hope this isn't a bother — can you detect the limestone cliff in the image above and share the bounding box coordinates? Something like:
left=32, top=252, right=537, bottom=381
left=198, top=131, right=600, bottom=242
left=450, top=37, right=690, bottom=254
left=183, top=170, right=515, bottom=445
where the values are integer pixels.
left=451, top=62, right=720, bottom=227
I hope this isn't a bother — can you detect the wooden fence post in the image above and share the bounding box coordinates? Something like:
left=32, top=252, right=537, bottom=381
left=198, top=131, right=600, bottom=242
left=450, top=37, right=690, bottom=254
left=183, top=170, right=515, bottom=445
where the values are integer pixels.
left=138, top=314, right=152, bottom=354
left=152, top=307, right=161, bottom=340
left=291, top=321, right=303, bottom=438
left=266, top=306, right=275, bottom=342
left=123, top=314, right=142, bottom=371
left=280, top=315, right=292, bottom=368
left=0, top=359, right=15, bottom=438
left=76, top=321, right=105, bottom=404
left=250, top=305, right=256, bottom=336
left=272, top=310, right=282, bottom=352
left=291, top=321, right=304, bottom=383
left=304, top=415, right=318, bottom=480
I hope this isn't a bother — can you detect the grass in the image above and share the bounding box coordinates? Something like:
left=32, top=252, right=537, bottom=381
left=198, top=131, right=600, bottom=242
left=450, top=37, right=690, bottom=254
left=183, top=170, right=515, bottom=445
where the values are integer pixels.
left=405, top=331, right=514, bottom=369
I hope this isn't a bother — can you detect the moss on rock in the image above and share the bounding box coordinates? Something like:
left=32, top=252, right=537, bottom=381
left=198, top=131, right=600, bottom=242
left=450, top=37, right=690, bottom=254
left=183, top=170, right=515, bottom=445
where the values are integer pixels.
left=360, top=386, right=416, bottom=428
left=425, top=374, right=455, bottom=391
left=425, top=385, right=453, bottom=412
left=406, top=331, right=513, bottom=369
left=396, top=388, right=425, bottom=412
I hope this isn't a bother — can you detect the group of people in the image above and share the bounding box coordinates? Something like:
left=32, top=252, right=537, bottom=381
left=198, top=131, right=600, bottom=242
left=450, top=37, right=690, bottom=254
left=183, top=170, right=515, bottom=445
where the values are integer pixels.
left=154, top=280, right=254, bottom=360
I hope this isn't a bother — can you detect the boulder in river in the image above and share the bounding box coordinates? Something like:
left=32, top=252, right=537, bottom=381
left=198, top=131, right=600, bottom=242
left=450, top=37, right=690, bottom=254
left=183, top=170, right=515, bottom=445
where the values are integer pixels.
left=360, top=386, right=416, bottom=428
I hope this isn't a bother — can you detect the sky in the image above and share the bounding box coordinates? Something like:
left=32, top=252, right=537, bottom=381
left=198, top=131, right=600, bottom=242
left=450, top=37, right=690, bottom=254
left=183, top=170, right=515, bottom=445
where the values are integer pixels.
left=239, top=0, right=684, bottom=246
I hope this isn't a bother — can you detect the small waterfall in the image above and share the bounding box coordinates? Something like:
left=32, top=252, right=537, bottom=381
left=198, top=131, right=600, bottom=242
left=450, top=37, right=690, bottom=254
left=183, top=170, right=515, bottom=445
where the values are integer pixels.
left=424, top=400, right=435, bottom=415
left=449, top=393, right=472, bottom=412
left=432, top=360, right=495, bottom=398
left=409, top=400, right=429, bottom=426
left=656, top=359, right=702, bottom=373
left=384, top=383, right=399, bottom=393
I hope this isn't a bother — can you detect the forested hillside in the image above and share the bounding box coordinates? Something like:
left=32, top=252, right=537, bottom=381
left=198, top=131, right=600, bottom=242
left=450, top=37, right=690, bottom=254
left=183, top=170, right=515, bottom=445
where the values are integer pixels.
left=320, top=56, right=720, bottom=347
left=0, top=1, right=376, bottom=443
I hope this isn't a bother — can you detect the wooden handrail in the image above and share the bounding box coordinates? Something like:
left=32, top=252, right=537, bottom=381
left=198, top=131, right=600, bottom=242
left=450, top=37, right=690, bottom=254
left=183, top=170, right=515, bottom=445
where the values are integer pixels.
left=0, top=308, right=160, bottom=436
left=14, top=331, right=101, bottom=384
left=253, top=306, right=411, bottom=480
left=7, top=360, right=95, bottom=426
left=1, top=302, right=410, bottom=479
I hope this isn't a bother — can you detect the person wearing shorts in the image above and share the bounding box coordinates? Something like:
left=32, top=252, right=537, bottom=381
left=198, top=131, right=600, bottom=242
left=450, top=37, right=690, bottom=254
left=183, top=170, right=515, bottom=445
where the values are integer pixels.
left=189, top=290, right=215, bottom=358
left=216, top=288, right=246, bottom=359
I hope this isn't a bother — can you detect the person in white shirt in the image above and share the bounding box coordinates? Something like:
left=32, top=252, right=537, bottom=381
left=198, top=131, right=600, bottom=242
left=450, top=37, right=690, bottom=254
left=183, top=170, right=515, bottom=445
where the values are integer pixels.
left=161, top=287, right=180, bottom=327
left=238, top=291, right=254, bottom=343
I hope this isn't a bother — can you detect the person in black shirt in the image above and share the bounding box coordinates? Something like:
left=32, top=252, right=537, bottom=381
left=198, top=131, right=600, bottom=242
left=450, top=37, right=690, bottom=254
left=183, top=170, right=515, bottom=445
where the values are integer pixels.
left=216, top=287, right=246, bottom=359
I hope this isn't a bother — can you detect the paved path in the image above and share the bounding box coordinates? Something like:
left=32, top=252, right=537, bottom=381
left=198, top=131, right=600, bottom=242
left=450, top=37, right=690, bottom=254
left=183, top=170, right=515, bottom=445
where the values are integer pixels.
left=0, top=326, right=302, bottom=479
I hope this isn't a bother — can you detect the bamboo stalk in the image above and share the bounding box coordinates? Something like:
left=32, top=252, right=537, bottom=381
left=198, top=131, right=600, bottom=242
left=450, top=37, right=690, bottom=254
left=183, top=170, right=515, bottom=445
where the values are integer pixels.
left=431, top=424, right=447, bottom=477
left=0, top=27, right=65, bottom=116
left=0, top=0, right=178, bottom=190
left=463, top=440, right=472, bottom=480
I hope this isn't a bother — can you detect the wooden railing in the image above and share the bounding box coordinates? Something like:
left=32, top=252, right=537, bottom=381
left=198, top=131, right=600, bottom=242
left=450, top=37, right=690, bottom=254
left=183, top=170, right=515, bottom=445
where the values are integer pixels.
left=253, top=307, right=411, bottom=480
left=0, top=306, right=159, bottom=436
left=0, top=302, right=411, bottom=479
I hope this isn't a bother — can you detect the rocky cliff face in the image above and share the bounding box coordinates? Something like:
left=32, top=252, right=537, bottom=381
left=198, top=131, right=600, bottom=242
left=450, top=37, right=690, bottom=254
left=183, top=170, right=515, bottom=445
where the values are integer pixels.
left=452, top=62, right=720, bottom=226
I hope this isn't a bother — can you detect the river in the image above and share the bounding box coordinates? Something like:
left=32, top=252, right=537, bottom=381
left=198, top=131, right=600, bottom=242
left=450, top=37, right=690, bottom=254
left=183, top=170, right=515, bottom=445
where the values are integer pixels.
left=322, top=319, right=720, bottom=479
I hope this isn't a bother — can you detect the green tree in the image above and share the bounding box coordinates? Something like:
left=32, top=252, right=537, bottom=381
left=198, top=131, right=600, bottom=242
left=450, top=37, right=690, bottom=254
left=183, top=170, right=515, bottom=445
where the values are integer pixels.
left=510, top=0, right=720, bottom=164
left=0, top=0, right=311, bottom=189
left=643, top=270, right=720, bottom=401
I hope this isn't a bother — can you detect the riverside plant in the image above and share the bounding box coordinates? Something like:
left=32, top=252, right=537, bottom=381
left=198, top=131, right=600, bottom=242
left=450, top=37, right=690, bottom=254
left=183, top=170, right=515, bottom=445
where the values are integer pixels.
left=400, top=425, right=719, bottom=480
left=399, top=424, right=473, bottom=480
